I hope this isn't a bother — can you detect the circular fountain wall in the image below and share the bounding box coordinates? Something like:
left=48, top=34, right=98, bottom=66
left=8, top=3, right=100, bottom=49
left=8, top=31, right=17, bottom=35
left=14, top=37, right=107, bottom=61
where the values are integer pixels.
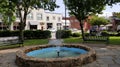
left=16, top=44, right=96, bottom=67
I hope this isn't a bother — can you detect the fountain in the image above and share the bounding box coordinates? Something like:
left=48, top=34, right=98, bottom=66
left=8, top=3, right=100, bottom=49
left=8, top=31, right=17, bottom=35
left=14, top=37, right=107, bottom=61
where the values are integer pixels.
left=16, top=31, right=96, bottom=67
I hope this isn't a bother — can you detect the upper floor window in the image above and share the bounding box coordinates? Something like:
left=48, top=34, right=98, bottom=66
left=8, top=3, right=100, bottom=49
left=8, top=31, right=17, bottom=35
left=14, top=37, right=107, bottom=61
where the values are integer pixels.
left=58, top=17, right=61, bottom=21
left=37, top=13, right=42, bottom=20
left=53, top=16, right=55, bottom=20
left=46, top=16, right=49, bottom=21
left=27, top=13, right=33, bottom=20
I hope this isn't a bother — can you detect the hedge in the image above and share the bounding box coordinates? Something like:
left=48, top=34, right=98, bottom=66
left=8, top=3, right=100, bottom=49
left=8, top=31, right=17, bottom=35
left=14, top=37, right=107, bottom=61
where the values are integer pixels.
left=56, top=30, right=72, bottom=38
left=0, top=30, right=51, bottom=39
left=72, top=33, right=81, bottom=37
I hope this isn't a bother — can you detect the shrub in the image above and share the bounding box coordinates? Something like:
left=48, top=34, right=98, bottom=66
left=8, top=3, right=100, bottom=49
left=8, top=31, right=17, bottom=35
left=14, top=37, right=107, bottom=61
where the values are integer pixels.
left=0, top=30, right=11, bottom=37
left=56, top=30, right=72, bottom=38
left=24, top=30, right=33, bottom=39
left=24, top=30, right=51, bottom=39
left=72, top=33, right=81, bottom=37
left=116, top=32, right=120, bottom=36
left=84, top=33, right=90, bottom=36
left=11, top=31, right=19, bottom=36
left=42, top=30, right=51, bottom=38
left=101, top=31, right=109, bottom=36
left=0, top=30, right=51, bottom=39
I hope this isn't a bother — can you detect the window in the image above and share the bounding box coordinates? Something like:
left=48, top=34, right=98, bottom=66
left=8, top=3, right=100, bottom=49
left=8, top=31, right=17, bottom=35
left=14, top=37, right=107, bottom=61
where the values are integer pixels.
left=53, top=16, right=55, bottom=20
left=47, top=23, right=52, bottom=29
left=37, top=13, right=42, bottom=20
left=13, top=22, right=20, bottom=30
left=0, top=23, right=8, bottom=30
left=58, top=17, right=61, bottom=21
left=57, top=23, right=61, bottom=26
left=27, top=13, right=33, bottom=20
left=57, top=23, right=62, bottom=30
left=46, top=16, right=49, bottom=21
left=30, top=25, right=37, bottom=30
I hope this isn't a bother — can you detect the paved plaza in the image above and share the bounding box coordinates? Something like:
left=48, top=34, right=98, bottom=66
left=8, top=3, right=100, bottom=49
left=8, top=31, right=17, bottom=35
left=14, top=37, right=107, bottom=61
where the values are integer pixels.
left=0, top=44, right=120, bottom=67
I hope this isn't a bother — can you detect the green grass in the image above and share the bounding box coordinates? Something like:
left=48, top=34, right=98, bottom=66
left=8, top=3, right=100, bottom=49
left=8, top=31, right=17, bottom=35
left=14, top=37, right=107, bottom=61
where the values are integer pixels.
left=0, top=39, right=49, bottom=50
left=109, top=37, right=120, bottom=45
left=64, top=36, right=120, bottom=45
left=0, top=36, right=120, bottom=50
left=64, top=37, right=83, bottom=43
left=23, top=39, right=49, bottom=46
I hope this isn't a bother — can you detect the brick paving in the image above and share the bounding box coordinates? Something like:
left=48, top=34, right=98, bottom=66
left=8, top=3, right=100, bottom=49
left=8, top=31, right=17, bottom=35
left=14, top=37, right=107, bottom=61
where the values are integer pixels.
left=0, top=44, right=120, bottom=67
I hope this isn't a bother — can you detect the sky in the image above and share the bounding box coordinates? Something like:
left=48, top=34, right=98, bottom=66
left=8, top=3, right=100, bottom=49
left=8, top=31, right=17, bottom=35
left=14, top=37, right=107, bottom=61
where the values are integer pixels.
left=51, top=0, right=120, bottom=17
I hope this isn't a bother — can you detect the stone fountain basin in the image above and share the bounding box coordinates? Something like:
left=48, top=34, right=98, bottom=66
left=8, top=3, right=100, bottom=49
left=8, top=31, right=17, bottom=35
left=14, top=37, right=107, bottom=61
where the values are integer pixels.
left=16, top=44, right=96, bottom=67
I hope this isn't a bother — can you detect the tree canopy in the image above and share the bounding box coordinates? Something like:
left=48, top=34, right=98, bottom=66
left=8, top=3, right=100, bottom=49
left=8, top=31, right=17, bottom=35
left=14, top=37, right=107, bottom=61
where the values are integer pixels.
left=63, top=0, right=120, bottom=39
left=90, top=16, right=109, bottom=26
left=0, top=0, right=58, bottom=44
left=113, top=12, right=120, bottom=18
left=0, top=0, right=16, bottom=30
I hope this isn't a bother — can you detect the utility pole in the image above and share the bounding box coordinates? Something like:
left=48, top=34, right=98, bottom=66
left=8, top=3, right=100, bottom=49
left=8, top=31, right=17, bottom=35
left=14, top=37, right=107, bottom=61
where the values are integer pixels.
left=65, top=0, right=67, bottom=30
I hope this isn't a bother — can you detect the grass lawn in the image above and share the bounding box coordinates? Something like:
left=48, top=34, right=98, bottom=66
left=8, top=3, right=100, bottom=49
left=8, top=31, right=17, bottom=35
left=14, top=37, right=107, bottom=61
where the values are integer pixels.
left=0, top=36, right=120, bottom=50
left=0, top=39, right=49, bottom=50
left=64, top=36, right=120, bottom=45
left=23, top=39, right=49, bottom=46
left=64, top=37, right=83, bottom=43
left=109, top=37, right=120, bottom=45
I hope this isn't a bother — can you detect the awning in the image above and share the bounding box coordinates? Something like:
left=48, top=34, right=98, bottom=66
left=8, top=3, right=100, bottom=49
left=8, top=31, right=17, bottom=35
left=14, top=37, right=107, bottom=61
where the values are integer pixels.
left=29, top=21, right=39, bottom=25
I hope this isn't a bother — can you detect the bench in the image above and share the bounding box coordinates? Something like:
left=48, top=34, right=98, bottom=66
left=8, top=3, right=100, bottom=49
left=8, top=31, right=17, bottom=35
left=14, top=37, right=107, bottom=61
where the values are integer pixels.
left=83, top=36, right=109, bottom=44
left=0, top=36, right=20, bottom=46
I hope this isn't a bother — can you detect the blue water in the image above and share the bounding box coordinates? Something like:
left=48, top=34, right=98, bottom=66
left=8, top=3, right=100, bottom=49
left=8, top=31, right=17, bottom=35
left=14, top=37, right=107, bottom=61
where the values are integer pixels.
left=26, top=47, right=88, bottom=58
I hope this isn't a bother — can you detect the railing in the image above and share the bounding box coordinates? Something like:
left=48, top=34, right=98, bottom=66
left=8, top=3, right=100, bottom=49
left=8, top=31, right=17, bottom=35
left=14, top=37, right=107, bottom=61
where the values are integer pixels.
left=0, top=36, right=19, bottom=46
left=83, top=36, right=109, bottom=44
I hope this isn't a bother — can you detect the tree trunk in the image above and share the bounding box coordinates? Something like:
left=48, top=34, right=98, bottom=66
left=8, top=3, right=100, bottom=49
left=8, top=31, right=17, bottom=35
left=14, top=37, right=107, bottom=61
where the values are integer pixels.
left=79, top=20, right=85, bottom=40
left=19, top=21, right=24, bottom=46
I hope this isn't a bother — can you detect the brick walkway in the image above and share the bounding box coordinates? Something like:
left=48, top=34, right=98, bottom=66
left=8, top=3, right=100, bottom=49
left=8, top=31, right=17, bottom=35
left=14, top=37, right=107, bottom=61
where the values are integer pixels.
left=0, top=45, right=120, bottom=67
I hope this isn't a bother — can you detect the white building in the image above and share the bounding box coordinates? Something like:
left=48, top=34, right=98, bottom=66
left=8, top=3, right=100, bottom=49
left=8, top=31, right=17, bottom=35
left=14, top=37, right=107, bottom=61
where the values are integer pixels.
left=0, top=9, right=63, bottom=31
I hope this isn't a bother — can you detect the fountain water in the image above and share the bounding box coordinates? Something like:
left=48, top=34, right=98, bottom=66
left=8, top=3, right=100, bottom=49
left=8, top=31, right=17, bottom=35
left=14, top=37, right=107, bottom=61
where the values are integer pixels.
left=56, top=46, right=60, bottom=57
left=49, top=30, right=63, bottom=57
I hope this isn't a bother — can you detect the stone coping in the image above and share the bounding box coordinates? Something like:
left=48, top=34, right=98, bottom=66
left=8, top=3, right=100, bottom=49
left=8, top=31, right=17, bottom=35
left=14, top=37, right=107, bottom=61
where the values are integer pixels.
left=16, top=44, right=96, bottom=67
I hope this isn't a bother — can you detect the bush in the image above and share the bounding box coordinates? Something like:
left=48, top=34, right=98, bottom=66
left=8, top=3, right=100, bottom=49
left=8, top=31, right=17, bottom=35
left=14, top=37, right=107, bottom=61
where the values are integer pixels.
left=101, top=31, right=109, bottom=36
left=84, top=33, right=90, bottom=36
left=24, top=30, right=33, bottom=39
left=0, top=30, right=51, bottom=39
left=72, top=33, right=81, bottom=37
left=117, top=32, right=120, bottom=36
left=42, top=30, right=51, bottom=38
left=11, top=31, right=19, bottom=36
left=56, top=30, right=72, bottom=38
left=24, top=30, right=51, bottom=39
left=0, top=30, right=11, bottom=37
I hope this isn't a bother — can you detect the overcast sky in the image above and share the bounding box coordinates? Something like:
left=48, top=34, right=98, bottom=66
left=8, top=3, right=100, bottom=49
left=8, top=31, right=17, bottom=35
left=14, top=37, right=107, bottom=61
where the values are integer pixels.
left=52, top=0, right=120, bottom=17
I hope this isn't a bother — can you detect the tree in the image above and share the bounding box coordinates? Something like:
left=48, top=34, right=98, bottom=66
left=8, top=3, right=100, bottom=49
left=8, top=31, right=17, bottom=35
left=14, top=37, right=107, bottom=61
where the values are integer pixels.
left=63, top=0, right=119, bottom=40
left=0, top=0, right=58, bottom=44
left=90, top=16, right=108, bottom=26
left=113, top=12, right=120, bottom=18
left=0, top=0, right=16, bottom=30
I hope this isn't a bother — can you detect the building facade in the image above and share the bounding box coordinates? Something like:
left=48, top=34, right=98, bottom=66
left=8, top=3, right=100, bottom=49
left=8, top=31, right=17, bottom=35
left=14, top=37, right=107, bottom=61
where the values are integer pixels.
left=0, top=9, right=63, bottom=31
